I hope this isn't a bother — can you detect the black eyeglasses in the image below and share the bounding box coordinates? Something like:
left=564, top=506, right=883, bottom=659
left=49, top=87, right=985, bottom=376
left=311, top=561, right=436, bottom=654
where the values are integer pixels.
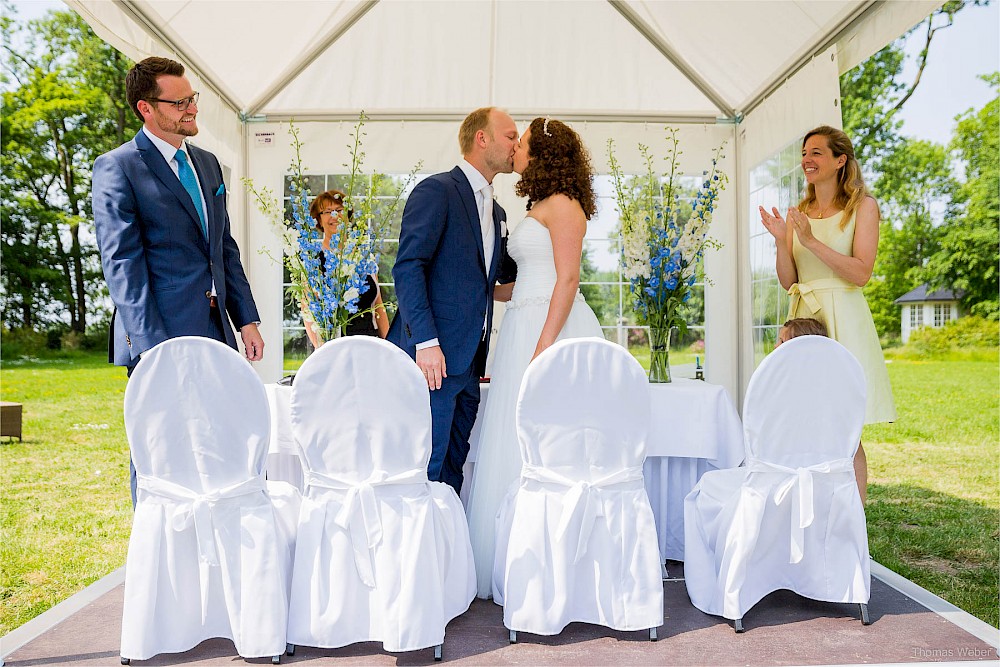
left=152, top=92, right=199, bottom=112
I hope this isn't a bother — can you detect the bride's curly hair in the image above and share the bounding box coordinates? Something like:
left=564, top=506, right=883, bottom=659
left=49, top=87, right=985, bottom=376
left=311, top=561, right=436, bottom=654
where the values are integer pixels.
left=515, top=118, right=597, bottom=219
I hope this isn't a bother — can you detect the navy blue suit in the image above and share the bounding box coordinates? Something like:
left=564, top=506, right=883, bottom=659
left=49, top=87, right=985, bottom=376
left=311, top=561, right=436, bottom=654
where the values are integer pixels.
left=388, top=167, right=507, bottom=492
left=93, top=130, right=259, bottom=367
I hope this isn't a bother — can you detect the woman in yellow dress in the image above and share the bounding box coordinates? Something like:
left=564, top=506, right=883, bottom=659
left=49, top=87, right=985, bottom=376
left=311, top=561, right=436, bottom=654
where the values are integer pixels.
left=759, top=125, right=896, bottom=503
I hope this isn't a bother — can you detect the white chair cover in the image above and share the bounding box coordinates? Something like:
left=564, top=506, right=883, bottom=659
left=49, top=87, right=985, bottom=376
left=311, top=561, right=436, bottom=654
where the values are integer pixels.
left=684, top=335, right=871, bottom=620
left=286, top=336, right=475, bottom=653
left=121, top=337, right=291, bottom=661
left=495, top=338, right=663, bottom=635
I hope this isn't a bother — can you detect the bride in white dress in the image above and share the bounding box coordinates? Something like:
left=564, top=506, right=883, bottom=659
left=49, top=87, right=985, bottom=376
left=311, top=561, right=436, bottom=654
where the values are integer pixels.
left=466, top=117, right=604, bottom=599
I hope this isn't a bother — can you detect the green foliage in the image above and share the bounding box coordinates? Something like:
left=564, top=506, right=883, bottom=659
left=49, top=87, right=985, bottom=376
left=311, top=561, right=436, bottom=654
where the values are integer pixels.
left=904, top=315, right=1000, bottom=355
left=842, top=3, right=996, bottom=332
left=840, top=44, right=906, bottom=170
left=925, top=73, right=1000, bottom=319
left=864, top=139, right=953, bottom=336
left=1, top=5, right=139, bottom=332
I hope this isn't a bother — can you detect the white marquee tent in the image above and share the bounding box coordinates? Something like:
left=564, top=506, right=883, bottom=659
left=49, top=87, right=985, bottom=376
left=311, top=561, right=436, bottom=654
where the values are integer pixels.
left=66, top=0, right=940, bottom=397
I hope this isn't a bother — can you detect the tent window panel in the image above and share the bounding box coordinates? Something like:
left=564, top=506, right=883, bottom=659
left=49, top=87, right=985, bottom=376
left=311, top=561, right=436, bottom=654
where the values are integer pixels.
left=749, top=137, right=802, bottom=366
left=910, top=305, right=923, bottom=328
left=280, top=171, right=710, bottom=377
left=281, top=172, right=412, bottom=374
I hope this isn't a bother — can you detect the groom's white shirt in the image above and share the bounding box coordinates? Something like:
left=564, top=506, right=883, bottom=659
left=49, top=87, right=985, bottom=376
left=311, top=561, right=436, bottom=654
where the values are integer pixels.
left=415, top=160, right=495, bottom=351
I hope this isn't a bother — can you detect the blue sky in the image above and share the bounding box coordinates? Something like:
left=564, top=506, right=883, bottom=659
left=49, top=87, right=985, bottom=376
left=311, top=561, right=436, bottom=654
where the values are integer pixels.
left=896, top=1, right=999, bottom=144
left=7, top=0, right=999, bottom=146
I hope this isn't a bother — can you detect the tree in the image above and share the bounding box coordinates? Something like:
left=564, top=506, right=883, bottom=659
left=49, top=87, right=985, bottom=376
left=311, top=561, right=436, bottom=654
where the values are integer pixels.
left=924, top=73, right=1000, bottom=319
left=840, top=0, right=984, bottom=337
left=864, top=139, right=955, bottom=336
left=841, top=1, right=984, bottom=173
left=1, top=5, right=139, bottom=333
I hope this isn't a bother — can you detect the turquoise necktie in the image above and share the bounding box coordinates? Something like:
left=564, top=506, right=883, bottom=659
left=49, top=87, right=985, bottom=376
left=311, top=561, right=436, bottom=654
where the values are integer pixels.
left=174, top=149, right=207, bottom=238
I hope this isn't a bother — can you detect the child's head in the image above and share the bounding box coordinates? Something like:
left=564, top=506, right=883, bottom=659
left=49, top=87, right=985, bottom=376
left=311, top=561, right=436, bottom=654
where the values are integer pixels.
left=777, top=318, right=828, bottom=346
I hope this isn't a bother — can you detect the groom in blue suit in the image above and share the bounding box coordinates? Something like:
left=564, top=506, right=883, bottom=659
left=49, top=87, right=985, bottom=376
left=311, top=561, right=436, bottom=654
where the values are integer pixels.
left=93, top=57, right=263, bottom=370
left=388, top=107, right=519, bottom=493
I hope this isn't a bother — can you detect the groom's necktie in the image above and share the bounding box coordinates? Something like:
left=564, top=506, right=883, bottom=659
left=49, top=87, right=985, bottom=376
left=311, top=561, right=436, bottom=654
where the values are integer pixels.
left=175, top=149, right=208, bottom=238
left=480, top=183, right=495, bottom=275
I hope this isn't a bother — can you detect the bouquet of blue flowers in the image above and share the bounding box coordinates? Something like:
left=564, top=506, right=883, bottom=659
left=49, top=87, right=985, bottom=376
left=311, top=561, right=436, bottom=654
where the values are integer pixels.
left=247, top=115, right=419, bottom=341
left=608, top=127, right=727, bottom=381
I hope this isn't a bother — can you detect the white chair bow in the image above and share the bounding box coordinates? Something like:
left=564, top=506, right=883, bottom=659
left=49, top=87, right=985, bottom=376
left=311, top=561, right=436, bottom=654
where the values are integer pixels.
left=521, top=463, right=646, bottom=564
left=304, top=467, right=429, bottom=587
left=747, top=456, right=856, bottom=563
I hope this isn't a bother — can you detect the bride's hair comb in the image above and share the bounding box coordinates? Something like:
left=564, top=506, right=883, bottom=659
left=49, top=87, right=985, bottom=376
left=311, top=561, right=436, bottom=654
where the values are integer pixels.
left=542, top=117, right=552, bottom=137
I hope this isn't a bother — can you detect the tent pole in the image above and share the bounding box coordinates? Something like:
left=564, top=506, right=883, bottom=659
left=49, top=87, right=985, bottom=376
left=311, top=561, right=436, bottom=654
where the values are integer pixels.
left=246, top=111, right=727, bottom=125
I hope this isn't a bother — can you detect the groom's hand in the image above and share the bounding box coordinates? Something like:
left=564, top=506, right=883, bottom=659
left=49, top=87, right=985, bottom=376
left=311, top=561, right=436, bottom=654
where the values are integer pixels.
left=416, top=345, right=447, bottom=391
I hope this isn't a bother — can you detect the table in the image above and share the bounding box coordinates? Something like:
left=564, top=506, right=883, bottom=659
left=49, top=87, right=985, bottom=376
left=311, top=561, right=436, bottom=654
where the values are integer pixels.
left=264, top=378, right=744, bottom=563
left=642, top=380, right=744, bottom=561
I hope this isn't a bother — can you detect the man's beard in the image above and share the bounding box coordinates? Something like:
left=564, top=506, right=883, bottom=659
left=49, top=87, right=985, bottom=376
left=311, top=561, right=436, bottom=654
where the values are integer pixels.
left=485, top=146, right=514, bottom=174
left=153, top=108, right=198, bottom=137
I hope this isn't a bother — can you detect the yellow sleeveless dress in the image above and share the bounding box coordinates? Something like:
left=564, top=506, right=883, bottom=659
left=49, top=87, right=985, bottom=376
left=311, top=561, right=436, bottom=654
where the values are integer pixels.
left=788, top=211, right=896, bottom=424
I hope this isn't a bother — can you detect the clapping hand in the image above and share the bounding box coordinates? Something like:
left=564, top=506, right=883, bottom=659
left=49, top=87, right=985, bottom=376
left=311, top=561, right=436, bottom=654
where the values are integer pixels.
left=759, top=206, right=787, bottom=243
left=786, top=207, right=815, bottom=245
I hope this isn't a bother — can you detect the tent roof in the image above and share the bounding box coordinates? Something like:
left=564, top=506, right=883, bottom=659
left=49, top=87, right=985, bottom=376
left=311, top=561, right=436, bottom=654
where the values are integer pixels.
left=70, top=0, right=940, bottom=124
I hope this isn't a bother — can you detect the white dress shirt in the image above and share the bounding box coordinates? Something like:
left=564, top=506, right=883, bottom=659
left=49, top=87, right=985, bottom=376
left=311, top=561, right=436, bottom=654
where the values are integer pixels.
left=142, top=127, right=215, bottom=296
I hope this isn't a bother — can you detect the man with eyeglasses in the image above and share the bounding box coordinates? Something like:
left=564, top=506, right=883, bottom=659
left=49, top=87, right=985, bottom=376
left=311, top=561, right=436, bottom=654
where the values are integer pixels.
left=93, top=56, right=264, bottom=506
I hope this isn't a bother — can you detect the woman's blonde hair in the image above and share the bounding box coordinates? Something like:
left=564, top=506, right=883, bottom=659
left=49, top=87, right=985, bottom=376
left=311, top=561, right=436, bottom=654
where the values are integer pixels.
left=797, top=126, right=870, bottom=230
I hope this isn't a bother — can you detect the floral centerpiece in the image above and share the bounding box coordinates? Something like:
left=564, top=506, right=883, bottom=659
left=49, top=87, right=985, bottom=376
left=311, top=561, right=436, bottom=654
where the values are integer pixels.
left=245, top=114, right=419, bottom=343
left=608, top=128, right=728, bottom=382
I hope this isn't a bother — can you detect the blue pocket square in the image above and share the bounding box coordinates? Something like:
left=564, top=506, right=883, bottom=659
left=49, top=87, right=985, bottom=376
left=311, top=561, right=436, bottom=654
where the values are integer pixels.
left=214, top=183, right=225, bottom=196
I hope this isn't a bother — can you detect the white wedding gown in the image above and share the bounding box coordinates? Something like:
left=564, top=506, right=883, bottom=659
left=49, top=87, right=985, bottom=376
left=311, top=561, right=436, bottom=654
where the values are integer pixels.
left=466, top=215, right=604, bottom=599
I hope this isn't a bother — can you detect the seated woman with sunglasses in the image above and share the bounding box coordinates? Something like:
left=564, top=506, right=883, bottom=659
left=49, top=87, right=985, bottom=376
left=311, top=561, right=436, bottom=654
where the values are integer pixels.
left=301, top=189, right=390, bottom=345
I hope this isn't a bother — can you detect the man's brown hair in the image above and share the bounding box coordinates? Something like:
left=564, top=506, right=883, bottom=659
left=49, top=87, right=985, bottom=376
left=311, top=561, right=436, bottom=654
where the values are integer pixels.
left=126, top=57, right=186, bottom=122
left=458, top=107, right=496, bottom=155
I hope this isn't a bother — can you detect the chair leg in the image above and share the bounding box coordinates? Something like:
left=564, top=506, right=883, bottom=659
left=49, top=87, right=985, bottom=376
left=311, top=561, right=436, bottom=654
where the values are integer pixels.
left=734, top=618, right=745, bottom=633
left=860, top=603, right=871, bottom=625
left=509, top=629, right=518, bottom=644
left=649, top=627, right=658, bottom=642
left=434, top=644, right=443, bottom=661
left=120, top=659, right=130, bottom=665
left=271, top=655, right=280, bottom=664
left=286, top=643, right=295, bottom=656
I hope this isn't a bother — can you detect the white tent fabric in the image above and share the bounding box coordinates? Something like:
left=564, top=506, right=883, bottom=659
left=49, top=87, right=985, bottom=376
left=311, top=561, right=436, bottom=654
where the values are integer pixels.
left=65, top=0, right=941, bottom=392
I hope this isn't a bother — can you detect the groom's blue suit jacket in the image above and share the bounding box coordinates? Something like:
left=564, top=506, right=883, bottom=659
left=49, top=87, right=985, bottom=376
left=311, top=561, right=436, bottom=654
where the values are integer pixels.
left=388, top=166, right=507, bottom=376
left=93, top=130, right=259, bottom=366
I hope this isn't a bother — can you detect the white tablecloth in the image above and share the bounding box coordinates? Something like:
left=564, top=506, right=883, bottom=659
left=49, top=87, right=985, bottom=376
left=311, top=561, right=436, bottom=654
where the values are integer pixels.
left=642, top=380, right=744, bottom=561
left=264, top=378, right=745, bottom=562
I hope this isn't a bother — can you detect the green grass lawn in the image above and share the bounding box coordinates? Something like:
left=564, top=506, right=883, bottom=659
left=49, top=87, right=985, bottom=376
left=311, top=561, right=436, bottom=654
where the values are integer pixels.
left=863, top=354, right=999, bottom=628
left=1, top=352, right=133, bottom=635
left=1, top=348, right=996, bottom=633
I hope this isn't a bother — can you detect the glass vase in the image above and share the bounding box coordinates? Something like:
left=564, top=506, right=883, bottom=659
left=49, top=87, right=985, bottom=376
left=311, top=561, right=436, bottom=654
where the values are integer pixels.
left=648, top=326, right=672, bottom=383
